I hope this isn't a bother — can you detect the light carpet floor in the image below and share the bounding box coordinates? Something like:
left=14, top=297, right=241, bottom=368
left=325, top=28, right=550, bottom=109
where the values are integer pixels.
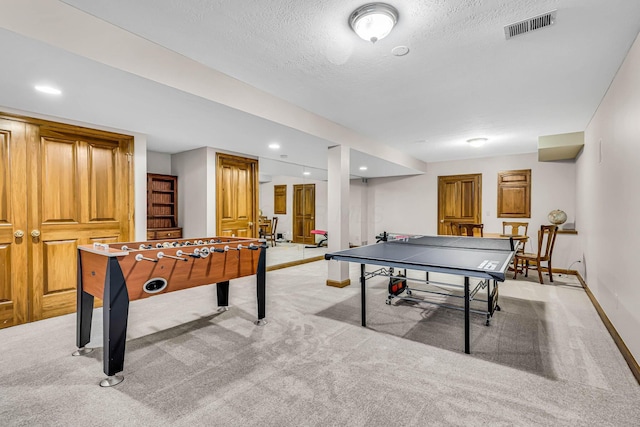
left=1, top=262, right=638, bottom=426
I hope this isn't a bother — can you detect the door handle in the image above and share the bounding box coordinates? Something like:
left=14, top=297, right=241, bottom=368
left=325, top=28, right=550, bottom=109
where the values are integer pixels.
left=14, top=230, right=24, bottom=238
left=31, top=229, right=41, bottom=238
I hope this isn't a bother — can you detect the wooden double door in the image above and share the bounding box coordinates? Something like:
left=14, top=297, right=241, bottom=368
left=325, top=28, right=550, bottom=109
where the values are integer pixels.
left=292, top=184, right=315, bottom=244
left=216, top=153, right=259, bottom=238
left=438, top=174, right=482, bottom=235
left=0, top=115, right=133, bottom=328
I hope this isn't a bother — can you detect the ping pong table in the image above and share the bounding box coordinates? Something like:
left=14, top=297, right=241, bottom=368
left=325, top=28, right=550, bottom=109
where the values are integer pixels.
left=324, top=233, right=515, bottom=354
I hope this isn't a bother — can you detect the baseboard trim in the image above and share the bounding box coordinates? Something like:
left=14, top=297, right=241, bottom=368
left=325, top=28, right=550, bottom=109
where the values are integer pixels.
left=326, top=278, right=351, bottom=288
left=266, top=255, right=324, bottom=272
left=551, top=267, right=579, bottom=276
left=572, top=271, right=640, bottom=385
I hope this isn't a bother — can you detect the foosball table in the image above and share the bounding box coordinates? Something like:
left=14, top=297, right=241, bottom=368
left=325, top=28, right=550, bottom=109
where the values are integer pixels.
left=72, top=236, right=267, bottom=387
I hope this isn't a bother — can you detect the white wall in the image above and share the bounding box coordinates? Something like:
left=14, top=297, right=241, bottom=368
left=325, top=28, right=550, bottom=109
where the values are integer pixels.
left=349, top=178, right=367, bottom=246
left=360, top=152, right=580, bottom=268
left=132, top=136, right=147, bottom=241
left=171, top=147, right=215, bottom=238
left=578, top=33, right=640, bottom=363
left=146, top=150, right=172, bottom=175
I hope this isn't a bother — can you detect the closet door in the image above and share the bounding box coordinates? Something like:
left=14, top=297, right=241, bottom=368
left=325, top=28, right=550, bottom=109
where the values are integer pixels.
left=437, top=173, right=482, bottom=235
left=28, top=127, right=132, bottom=320
left=292, top=184, right=315, bottom=244
left=217, top=153, right=258, bottom=238
left=0, top=119, right=28, bottom=328
left=0, top=115, right=133, bottom=326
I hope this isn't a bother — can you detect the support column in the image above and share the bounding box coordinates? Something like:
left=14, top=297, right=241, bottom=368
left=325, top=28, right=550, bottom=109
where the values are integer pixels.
left=327, top=145, right=351, bottom=287
left=360, top=178, right=369, bottom=245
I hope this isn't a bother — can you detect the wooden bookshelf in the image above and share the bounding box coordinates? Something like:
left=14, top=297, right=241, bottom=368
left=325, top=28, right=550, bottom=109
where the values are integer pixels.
left=147, top=173, right=182, bottom=240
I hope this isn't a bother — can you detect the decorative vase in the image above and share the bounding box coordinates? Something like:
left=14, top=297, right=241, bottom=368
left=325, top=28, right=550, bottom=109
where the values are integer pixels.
left=548, top=209, right=567, bottom=225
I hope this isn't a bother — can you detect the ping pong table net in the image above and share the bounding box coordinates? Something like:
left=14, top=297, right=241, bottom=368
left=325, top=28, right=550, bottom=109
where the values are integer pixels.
left=376, top=232, right=425, bottom=242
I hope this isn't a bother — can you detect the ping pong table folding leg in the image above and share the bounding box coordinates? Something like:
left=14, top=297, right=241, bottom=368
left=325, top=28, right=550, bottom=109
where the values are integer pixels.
left=361, top=264, right=367, bottom=327
left=486, top=279, right=500, bottom=326
left=464, top=276, right=470, bottom=354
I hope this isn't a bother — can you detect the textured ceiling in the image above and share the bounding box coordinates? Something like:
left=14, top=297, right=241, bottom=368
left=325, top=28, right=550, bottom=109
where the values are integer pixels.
left=1, top=0, right=640, bottom=177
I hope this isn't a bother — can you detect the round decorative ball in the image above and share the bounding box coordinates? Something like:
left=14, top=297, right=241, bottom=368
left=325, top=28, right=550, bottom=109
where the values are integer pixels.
left=548, top=209, right=567, bottom=225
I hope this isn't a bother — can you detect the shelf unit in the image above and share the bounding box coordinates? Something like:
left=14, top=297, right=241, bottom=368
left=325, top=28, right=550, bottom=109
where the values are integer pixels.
left=147, top=173, right=182, bottom=240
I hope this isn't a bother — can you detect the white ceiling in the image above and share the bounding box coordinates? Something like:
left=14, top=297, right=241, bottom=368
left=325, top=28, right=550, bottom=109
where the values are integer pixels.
left=1, top=0, right=640, bottom=178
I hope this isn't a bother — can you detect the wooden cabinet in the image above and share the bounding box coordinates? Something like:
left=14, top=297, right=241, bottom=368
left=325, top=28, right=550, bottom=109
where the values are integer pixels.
left=146, top=228, right=182, bottom=240
left=497, top=169, right=531, bottom=218
left=274, top=184, right=287, bottom=214
left=147, top=173, right=182, bottom=239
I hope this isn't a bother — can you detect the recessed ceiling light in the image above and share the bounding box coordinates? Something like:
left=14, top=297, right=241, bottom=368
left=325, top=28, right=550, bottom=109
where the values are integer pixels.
left=34, top=85, right=62, bottom=95
left=391, top=46, right=409, bottom=56
left=303, top=171, right=311, bottom=176
left=359, top=166, right=368, bottom=171
left=268, top=143, right=280, bottom=149
left=467, top=138, right=488, bottom=147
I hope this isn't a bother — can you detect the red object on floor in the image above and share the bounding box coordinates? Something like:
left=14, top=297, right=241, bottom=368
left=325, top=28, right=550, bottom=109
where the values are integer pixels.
left=309, top=230, right=328, bottom=247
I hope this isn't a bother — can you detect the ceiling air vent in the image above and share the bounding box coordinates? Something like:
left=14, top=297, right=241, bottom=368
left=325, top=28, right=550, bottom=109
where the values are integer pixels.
left=504, top=10, right=557, bottom=40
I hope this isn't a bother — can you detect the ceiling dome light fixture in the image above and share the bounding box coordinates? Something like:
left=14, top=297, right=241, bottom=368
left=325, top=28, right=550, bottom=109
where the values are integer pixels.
left=349, top=3, right=399, bottom=43
left=467, top=138, right=488, bottom=147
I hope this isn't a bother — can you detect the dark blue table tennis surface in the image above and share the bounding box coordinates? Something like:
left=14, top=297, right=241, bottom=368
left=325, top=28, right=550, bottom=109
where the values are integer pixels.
left=325, top=234, right=514, bottom=281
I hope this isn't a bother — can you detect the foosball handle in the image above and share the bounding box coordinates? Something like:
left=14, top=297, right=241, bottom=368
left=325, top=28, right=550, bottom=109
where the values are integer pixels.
left=176, top=249, right=200, bottom=258
left=157, top=251, right=188, bottom=261
left=135, top=253, right=158, bottom=263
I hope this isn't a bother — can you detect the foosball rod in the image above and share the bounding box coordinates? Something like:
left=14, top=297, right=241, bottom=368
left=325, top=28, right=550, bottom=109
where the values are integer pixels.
left=157, top=251, right=187, bottom=261
left=135, top=254, right=158, bottom=262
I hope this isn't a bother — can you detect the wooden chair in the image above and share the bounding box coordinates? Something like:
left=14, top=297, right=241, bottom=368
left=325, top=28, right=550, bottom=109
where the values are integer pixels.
left=448, top=222, right=459, bottom=235
left=258, top=216, right=269, bottom=238
left=502, top=221, right=529, bottom=253
left=265, top=216, right=278, bottom=247
left=458, top=223, right=484, bottom=237
left=513, top=225, right=558, bottom=284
